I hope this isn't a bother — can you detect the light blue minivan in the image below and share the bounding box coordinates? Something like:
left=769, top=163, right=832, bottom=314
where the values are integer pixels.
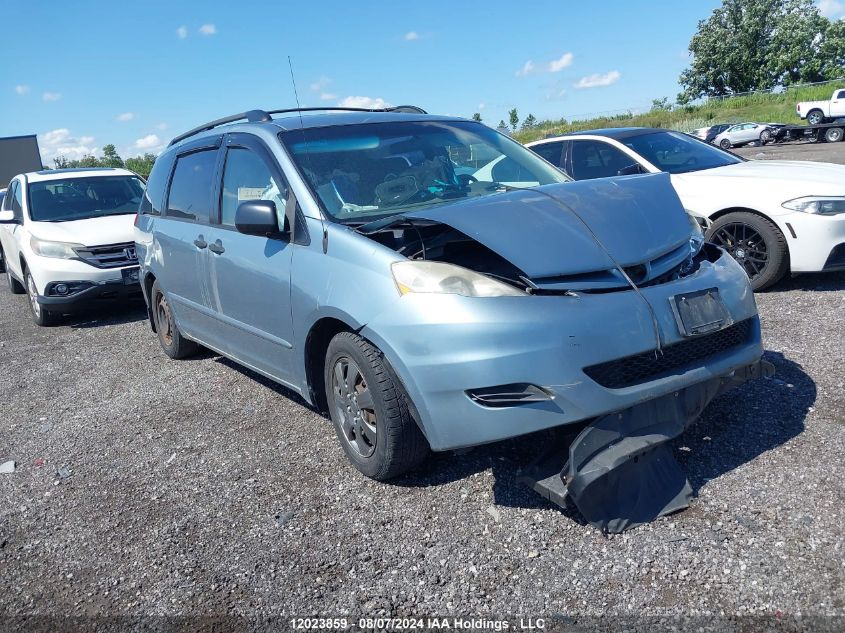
left=135, top=107, right=769, bottom=531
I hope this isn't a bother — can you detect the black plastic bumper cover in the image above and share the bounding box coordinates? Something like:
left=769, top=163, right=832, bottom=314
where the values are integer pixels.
left=519, top=359, right=775, bottom=533
left=38, top=281, right=143, bottom=313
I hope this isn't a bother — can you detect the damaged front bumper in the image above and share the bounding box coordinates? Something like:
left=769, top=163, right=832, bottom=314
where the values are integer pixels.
left=519, top=359, right=775, bottom=533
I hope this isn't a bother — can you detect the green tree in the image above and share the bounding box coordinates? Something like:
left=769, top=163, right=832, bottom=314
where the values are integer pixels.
left=521, top=113, right=537, bottom=130
left=508, top=108, right=519, bottom=131
left=124, top=153, right=157, bottom=179
left=471, top=112, right=482, bottom=122
left=678, top=0, right=839, bottom=100
left=497, top=119, right=508, bottom=129
left=100, top=144, right=124, bottom=168
left=650, top=97, right=672, bottom=111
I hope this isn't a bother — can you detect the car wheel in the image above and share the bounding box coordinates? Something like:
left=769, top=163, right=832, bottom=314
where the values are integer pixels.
left=706, top=212, right=789, bottom=291
left=760, top=129, right=772, bottom=143
left=150, top=279, right=198, bottom=359
left=324, top=331, right=429, bottom=481
left=719, top=139, right=732, bottom=150
left=0, top=245, right=5, bottom=274
left=25, top=269, right=58, bottom=326
left=7, top=267, right=25, bottom=294
left=806, top=110, right=825, bottom=126
left=824, top=127, right=843, bottom=143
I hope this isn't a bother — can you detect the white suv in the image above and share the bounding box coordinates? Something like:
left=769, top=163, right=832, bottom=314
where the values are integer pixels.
left=0, top=167, right=146, bottom=325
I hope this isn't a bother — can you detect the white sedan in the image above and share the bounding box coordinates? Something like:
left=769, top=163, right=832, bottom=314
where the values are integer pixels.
left=712, top=122, right=773, bottom=149
left=527, top=128, right=845, bottom=290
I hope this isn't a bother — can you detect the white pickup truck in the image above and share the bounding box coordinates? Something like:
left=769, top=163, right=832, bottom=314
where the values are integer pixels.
left=796, top=88, right=845, bottom=125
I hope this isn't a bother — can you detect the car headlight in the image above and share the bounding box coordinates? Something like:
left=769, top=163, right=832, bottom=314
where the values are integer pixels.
left=685, top=212, right=706, bottom=255
left=391, top=261, right=526, bottom=297
left=782, top=196, right=845, bottom=215
left=30, top=236, right=83, bottom=259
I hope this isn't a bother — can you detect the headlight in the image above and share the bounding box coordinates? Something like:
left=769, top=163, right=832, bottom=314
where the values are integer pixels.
left=30, top=236, right=83, bottom=259
left=782, top=196, right=845, bottom=215
left=391, top=261, right=526, bottom=297
left=685, top=212, right=706, bottom=255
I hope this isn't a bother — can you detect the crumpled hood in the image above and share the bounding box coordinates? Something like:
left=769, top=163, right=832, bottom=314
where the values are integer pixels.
left=29, top=214, right=136, bottom=247
left=406, top=173, right=691, bottom=279
left=677, top=160, right=845, bottom=196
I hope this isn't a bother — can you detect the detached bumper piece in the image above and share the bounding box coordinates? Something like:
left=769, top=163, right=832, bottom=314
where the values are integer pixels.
left=519, top=359, right=774, bottom=533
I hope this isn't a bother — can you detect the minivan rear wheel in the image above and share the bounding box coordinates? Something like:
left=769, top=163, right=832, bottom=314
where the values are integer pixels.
left=151, top=280, right=199, bottom=359
left=324, top=332, right=429, bottom=481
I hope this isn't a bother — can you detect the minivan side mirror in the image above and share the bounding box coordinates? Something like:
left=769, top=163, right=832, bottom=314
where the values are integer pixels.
left=617, top=163, right=644, bottom=176
left=234, top=200, right=284, bottom=238
left=0, top=209, right=19, bottom=224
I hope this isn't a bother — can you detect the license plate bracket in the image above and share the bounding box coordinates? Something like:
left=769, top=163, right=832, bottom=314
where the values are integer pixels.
left=122, top=267, right=140, bottom=285
left=670, top=288, right=732, bottom=337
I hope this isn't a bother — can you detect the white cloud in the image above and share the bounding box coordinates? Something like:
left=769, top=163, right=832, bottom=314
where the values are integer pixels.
left=155, top=122, right=168, bottom=130
left=39, top=128, right=98, bottom=162
left=115, top=112, right=135, bottom=122
left=819, top=0, right=845, bottom=17
left=338, top=96, right=392, bottom=109
left=15, top=85, right=30, bottom=95
left=199, top=24, right=216, bottom=35
left=42, top=92, right=62, bottom=102
left=548, top=52, right=574, bottom=72
left=575, top=70, right=621, bottom=89
left=478, top=102, right=485, bottom=110
left=134, top=134, right=163, bottom=151
left=320, top=92, right=337, bottom=101
left=176, top=25, right=188, bottom=39
left=404, top=31, right=420, bottom=41
left=309, top=76, right=331, bottom=92
left=515, top=60, right=535, bottom=77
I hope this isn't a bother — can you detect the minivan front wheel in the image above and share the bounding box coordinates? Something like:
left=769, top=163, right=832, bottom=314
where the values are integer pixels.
left=324, top=332, right=429, bottom=480
left=151, top=280, right=198, bottom=359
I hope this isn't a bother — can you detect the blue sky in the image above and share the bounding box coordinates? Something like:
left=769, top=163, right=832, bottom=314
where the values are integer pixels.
left=3, top=0, right=842, bottom=165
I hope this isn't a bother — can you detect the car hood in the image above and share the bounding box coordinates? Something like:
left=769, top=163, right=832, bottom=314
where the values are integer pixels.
left=406, top=173, right=691, bottom=279
left=29, top=214, right=136, bottom=246
left=676, top=160, right=845, bottom=195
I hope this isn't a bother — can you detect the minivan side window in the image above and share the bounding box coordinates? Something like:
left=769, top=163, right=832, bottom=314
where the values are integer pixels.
left=220, top=148, right=288, bottom=229
left=166, top=149, right=218, bottom=222
left=140, top=152, right=174, bottom=216
left=8, top=181, right=23, bottom=220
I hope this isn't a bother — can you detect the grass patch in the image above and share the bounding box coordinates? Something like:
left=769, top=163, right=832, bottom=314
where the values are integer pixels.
left=514, top=81, right=845, bottom=143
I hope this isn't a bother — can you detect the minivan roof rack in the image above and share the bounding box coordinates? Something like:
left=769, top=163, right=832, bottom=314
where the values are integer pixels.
left=168, top=105, right=428, bottom=147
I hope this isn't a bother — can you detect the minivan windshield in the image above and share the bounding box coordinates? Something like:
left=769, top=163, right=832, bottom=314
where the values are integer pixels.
left=28, top=175, right=145, bottom=222
left=282, top=120, right=568, bottom=223
left=623, top=130, right=743, bottom=174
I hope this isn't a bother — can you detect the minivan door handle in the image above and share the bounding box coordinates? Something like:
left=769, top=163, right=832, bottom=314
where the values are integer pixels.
left=194, top=236, right=208, bottom=249
left=208, top=239, right=225, bottom=255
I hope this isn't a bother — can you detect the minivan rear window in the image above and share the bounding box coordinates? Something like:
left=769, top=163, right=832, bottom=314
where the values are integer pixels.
left=167, top=149, right=218, bottom=221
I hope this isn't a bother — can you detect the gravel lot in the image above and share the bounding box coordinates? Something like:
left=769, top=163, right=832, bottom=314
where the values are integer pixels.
left=1, top=149, right=844, bottom=630
left=734, top=139, right=845, bottom=164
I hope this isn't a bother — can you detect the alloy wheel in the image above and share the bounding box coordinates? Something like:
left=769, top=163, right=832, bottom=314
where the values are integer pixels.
left=26, top=273, right=41, bottom=318
left=331, top=356, right=377, bottom=458
left=710, top=222, right=769, bottom=281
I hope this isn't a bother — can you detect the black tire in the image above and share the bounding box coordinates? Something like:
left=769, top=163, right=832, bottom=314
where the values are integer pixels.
left=324, top=331, right=430, bottom=480
left=24, top=269, right=58, bottom=326
left=719, top=138, right=732, bottom=150
left=806, top=110, right=825, bottom=126
left=706, top=212, right=789, bottom=291
left=150, top=279, right=198, bottom=359
left=760, top=129, right=772, bottom=144
left=0, top=245, right=5, bottom=274
left=824, top=127, right=843, bottom=143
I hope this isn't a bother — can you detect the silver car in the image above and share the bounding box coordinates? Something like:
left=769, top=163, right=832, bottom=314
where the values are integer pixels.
left=135, top=107, right=768, bottom=532
left=713, top=122, right=772, bottom=149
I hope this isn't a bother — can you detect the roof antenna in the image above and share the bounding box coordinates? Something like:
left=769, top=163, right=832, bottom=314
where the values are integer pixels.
left=288, top=56, right=328, bottom=252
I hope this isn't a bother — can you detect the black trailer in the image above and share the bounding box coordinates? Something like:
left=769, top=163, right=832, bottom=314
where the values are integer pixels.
left=0, top=134, right=43, bottom=186
left=771, top=120, right=845, bottom=144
